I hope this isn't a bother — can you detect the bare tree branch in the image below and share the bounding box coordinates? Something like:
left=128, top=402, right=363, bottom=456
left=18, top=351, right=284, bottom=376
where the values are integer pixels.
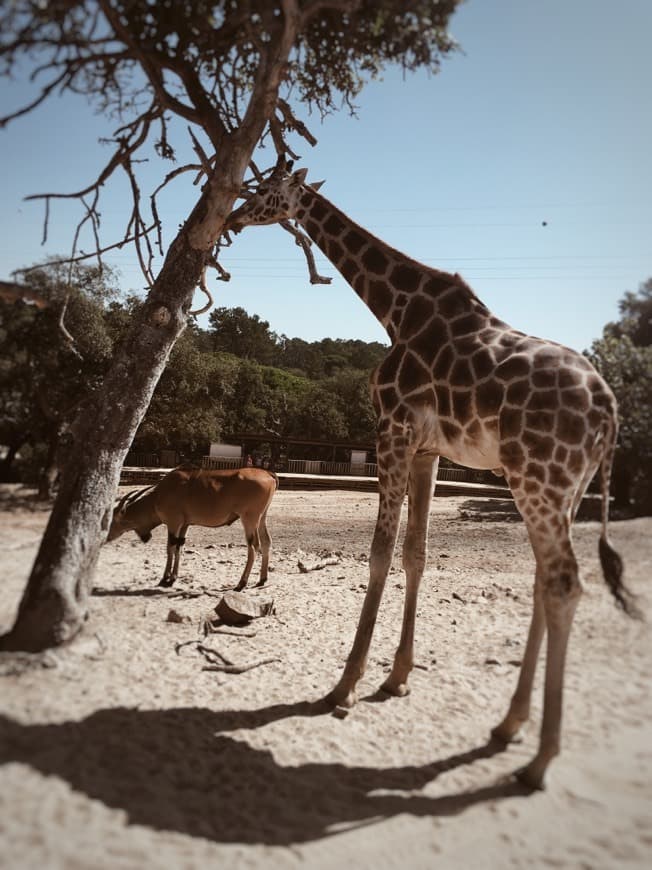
left=13, top=224, right=157, bottom=276
left=208, top=253, right=232, bottom=282
left=187, top=126, right=213, bottom=178
left=188, top=267, right=214, bottom=317
left=277, top=98, right=318, bottom=146
left=280, top=220, right=332, bottom=285
left=58, top=293, right=83, bottom=359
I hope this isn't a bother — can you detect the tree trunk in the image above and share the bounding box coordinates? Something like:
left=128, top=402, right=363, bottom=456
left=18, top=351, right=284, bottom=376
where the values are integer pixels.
left=0, top=229, right=210, bottom=651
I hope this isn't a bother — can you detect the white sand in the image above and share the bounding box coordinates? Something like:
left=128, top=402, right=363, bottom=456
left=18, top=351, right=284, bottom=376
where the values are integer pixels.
left=1, top=487, right=651, bottom=869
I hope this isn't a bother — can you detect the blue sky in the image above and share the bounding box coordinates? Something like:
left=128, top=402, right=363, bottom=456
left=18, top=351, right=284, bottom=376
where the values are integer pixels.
left=1, top=0, right=650, bottom=354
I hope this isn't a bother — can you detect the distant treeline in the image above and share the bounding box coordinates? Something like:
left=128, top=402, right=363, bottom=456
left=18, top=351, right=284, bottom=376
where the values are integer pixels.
left=0, top=264, right=387, bottom=492
left=2, top=262, right=650, bottom=514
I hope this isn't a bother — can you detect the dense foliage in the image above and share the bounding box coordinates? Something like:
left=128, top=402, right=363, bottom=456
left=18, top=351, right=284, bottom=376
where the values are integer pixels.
left=0, top=262, right=121, bottom=495
left=0, top=264, right=385, bottom=485
left=586, top=279, right=652, bottom=515
left=5, top=268, right=651, bottom=510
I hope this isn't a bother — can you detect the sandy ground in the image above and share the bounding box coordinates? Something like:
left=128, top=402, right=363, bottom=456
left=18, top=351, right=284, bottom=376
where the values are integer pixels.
left=1, top=484, right=651, bottom=870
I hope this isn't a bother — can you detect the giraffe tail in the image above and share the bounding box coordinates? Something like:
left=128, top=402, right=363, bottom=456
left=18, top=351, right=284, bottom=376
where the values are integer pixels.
left=597, top=418, right=642, bottom=619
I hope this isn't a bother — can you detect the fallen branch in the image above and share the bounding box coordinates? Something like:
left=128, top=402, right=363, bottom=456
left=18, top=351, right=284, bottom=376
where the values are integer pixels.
left=202, top=658, right=280, bottom=674
left=298, top=556, right=340, bottom=573
left=175, top=639, right=279, bottom=674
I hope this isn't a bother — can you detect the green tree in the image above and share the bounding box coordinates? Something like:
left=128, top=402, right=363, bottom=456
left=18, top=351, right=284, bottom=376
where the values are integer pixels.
left=278, top=336, right=326, bottom=378
left=0, top=0, right=460, bottom=650
left=586, top=280, right=652, bottom=515
left=325, top=368, right=377, bottom=442
left=208, top=306, right=280, bottom=365
left=603, top=278, right=652, bottom=348
left=135, top=325, right=227, bottom=455
left=0, top=262, right=121, bottom=496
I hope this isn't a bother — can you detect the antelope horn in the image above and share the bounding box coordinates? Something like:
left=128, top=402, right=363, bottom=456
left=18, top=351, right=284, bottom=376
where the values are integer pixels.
left=115, top=485, right=155, bottom=513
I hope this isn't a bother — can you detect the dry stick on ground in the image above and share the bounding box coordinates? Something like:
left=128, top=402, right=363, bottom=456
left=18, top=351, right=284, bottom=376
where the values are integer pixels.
left=297, top=556, right=341, bottom=573
left=175, top=639, right=279, bottom=673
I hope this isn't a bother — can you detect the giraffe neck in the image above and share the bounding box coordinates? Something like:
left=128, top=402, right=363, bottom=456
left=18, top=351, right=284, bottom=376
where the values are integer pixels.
left=296, top=186, right=456, bottom=340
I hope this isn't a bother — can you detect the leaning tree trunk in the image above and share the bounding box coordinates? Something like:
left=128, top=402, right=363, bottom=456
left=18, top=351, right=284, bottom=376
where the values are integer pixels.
left=0, top=232, right=205, bottom=650
left=0, top=14, right=298, bottom=652
left=0, top=153, right=251, bottom=651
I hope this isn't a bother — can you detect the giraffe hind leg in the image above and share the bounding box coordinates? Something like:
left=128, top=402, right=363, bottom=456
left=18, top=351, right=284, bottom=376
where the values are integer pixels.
left=491, top=571, right=546, bottom=744
left=496, top=479, right=582, bottom=788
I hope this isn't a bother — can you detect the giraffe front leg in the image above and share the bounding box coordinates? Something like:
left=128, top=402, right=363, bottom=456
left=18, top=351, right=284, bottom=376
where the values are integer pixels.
left=382, top=454, right=437, bottom=698
left=326, top=441, right=410, bottom=708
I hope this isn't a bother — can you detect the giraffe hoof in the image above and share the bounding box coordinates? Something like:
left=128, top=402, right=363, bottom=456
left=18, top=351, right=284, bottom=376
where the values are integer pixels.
left=491, top=719, right=526, bottom=745
left=514, top=763, right=546, bottom=791
left=324, top=686, right=357, bottom=709
left=380, top=679, right=411, bottom=698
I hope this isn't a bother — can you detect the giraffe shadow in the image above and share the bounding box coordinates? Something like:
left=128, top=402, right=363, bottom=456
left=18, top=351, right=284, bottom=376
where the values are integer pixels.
left=0, top=701, right=534, bottom=846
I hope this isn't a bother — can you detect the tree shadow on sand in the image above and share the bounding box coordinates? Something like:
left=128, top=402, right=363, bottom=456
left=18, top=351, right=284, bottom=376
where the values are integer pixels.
left=0, top=701, right=533, bottom=845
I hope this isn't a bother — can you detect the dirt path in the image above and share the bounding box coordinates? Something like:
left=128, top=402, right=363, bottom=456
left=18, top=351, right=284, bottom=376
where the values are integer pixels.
left=1, top=487, right=651, bottom=869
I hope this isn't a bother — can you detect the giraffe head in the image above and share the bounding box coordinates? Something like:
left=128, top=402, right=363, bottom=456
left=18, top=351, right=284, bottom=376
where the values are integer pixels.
left=226, top=166, right=322, bottom=233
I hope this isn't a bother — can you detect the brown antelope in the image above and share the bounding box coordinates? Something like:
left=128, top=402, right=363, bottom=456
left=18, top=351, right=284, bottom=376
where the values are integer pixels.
left=107, top=465, right=278, bottom=590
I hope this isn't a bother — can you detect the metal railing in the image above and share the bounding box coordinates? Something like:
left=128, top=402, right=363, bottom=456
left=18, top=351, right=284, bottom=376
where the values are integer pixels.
left=201, top=456, right=241, bottom=470
left=124, top=452, right=160, bottom=468
left=198, top=455, right=505, bottom=486
left=286, top=459, right=379, bottom=476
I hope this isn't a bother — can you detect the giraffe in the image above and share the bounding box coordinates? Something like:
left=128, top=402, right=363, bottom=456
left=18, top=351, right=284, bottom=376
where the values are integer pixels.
left=225, top=164, right=639, bottom=789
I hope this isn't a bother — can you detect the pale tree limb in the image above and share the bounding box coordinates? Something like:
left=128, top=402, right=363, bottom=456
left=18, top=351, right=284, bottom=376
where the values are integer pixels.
left=208, top=253, right=232, bottom=282
left=57, top=294, right=83, bottom=359
left=188, top=266, right=214, bottom=316
left=280, top=220, right=332, bottom=284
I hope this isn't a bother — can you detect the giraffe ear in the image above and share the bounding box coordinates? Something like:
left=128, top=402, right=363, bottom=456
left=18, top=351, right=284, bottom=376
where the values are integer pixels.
left=310, top=180, right=325, bottom=191
left=292, top=168, right=309, bottom=185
